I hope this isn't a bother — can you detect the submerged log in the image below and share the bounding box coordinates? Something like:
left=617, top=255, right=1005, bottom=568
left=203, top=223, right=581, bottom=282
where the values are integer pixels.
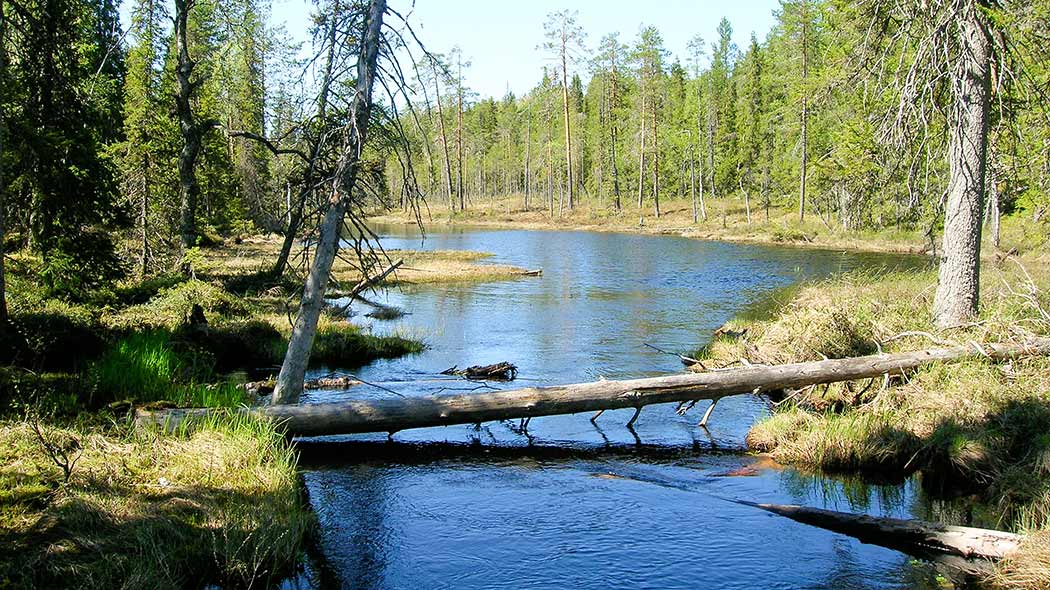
left=440, top=362, right=518, bottom=380
left=741, top=501, right=1021, bottom=561
left=138, top=338, right=1050, bottom=437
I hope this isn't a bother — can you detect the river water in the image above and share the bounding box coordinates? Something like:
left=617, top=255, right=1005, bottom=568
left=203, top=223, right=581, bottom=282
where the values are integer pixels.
left=293, top=225, right=950, bottom=590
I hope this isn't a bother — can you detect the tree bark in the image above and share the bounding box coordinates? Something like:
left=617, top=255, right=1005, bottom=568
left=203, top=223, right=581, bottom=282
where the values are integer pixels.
left=560, top=40, right=575, bottom=210
left=524, top=104, right=531, bottom=210
left=174, top=0, right=210, bottom=257
left=0, top=0, right=7, bottom=325
left=456, top=55, right=465, bottom=211
left=431, top=57, right=455, bottom=212
left=652, top=102, right=660, bottom=217
left=143, top=338, right=1050, bottom=436
left=933, top=1, right=990, bottom=328
left=798, top=2, right=809, bottom=224
left=741, top=502, right=1020, bottom=562
left=271, top=0, right=386, bottom=405
left=637, top=96, right=646, bottom=210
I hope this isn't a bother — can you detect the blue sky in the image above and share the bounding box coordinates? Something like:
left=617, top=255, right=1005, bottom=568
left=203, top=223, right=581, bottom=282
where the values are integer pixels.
left=269, top=0, right=782, bottom=99
left=124, top=0, right=782, bottom=99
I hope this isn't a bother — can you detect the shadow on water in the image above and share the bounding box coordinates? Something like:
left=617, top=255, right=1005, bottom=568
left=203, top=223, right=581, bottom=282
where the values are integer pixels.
left=294, top=226, right=955, bottom=590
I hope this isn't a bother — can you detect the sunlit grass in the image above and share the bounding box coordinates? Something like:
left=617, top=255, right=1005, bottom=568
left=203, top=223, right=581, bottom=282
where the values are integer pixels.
left=0, top=415, right=310, bottom=589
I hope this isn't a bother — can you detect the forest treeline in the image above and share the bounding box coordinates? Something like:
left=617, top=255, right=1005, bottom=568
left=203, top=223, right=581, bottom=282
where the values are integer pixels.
left=397, top=3, right=1049, bottom=235
left=0, top=0, right=295, bottom=298
left=0, top=0, right=1048, bottom=309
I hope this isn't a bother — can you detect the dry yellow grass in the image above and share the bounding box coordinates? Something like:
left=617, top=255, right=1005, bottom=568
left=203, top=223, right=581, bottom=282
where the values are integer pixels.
left=0, top=416, right=309, bottom=589
left=996, top=531, right=1050, bottom=590
left=196, top=235, right=531, bottom=288
left=377, top=193, right=1049, bottom=259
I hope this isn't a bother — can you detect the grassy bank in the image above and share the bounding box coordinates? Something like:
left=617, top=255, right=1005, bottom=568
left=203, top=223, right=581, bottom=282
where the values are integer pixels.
left=0, top=235, right=445, bottom=588
left=693, top=251, right=1049, bottom=586
left=198, top=234, right=532, bottom=288
left=0, top=414, right=309, bottom=588
left=374, top=194, right=1049, bottom=256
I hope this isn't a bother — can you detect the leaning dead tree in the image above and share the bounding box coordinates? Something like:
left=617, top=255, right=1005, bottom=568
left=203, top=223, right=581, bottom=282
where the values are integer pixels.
left=271, top=0, right=387, bottom=405
left=140, top=338, right=1050, bottom=436
left=269, top=0, right=428, bottom=404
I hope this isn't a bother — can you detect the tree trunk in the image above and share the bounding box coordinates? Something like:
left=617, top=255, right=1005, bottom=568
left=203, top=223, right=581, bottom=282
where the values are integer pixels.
left=546, top=106, right=554, bottom=216
left=142, top=338, right=1050, bottom=436
left=524, top=104, right=531, bottom=210
left=0, top=0, right=7, bottom=325
left=432, top=58, right=455, bottom=212
left=742, top=502, right=1020, bottom=562
left=456, top=55, right=465, bottom=211
left=174, top=0, right=208, bottom=257
left=933, top=2, right=990, bottom=328
left=561, top=47, right=575, bottom=210
left=637, top=96, right=646, bottom=210
left=798, top=1, right=809, bottom=224
left=271, top=0, right=386, bottom=405
left=690, top=145, right=698, bottom=223
left=652, top=102, right=660, bottom=218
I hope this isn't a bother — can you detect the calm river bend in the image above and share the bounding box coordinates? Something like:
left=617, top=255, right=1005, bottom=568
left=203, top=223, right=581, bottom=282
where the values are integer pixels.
left=293, top=225, right=951, bottom=590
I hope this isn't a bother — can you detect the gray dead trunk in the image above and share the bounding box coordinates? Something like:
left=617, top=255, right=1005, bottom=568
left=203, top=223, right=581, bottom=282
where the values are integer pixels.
left=271, top=0, right=386, bottom=405
left=142, top=338, right=1050, bottom=437
left=933, top=2, right=991, bottom=328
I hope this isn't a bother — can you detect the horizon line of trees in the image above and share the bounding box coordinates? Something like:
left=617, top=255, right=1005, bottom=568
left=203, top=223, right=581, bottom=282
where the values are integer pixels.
left=393, top=2, right=1049, bottom=240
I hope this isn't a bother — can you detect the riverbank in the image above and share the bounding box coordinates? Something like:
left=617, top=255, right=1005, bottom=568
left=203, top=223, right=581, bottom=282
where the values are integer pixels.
left=0, top=234, right=529, bottom=588
left=692, top=250, right=1049, bottom=586
left=375, top=194, right=1047, bottom=258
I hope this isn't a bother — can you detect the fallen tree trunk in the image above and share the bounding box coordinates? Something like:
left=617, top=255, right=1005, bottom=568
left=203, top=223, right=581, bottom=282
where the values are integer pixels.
left=136, top=338, right=1050, bottom=437
left=740, top=501, right=1021, bottom=561
left=347, top=258, right=403, bottom=297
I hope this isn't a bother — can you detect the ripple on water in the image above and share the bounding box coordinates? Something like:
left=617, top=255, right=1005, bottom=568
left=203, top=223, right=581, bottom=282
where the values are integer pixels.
left=301, top=225, right=939, bottom=590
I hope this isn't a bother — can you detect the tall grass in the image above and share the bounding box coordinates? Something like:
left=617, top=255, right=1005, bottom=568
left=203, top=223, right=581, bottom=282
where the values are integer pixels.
left=89, top=332, right=248, bottom=408
left=0, top=416, right=311, bottom=589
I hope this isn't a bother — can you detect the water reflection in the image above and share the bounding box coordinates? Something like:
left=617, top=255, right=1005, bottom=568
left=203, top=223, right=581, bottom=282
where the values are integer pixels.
left=301, top=225, right=942, bottom=589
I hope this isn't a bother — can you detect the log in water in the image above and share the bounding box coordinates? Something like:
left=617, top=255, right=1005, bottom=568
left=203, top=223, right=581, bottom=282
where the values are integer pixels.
left=136, top=338, right=1050, bottom=437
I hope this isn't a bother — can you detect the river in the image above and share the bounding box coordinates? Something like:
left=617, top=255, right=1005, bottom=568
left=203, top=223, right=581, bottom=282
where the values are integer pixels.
left=292, top=225, right=950, bottom=590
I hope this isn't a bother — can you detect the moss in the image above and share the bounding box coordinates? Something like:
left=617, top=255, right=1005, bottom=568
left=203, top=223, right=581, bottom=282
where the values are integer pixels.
left=104, top=280, right=251, bottom=331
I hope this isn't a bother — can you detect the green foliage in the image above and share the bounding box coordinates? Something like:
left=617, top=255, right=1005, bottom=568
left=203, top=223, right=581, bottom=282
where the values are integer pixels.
left=88, top=331, right=249, bottom=407
left=311, top=321, right=425, bottom=368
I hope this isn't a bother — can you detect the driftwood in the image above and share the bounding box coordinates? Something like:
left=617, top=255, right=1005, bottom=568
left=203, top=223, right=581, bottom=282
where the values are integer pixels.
left=518, top=269, right=543, bottom=276
left=137, top=338, right=1050, bottom=437
left=440, top=362, right=518, bottom=380
left=243, top=376, right=362, bottom=396
left=741, top=501, right=1021, bottom=574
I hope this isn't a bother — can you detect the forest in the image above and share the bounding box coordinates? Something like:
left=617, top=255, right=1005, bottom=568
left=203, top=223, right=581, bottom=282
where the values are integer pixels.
left=1, top=0, right=1050, bottom=588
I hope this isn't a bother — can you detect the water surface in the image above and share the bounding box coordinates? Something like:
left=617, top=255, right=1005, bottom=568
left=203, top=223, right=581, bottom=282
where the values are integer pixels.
left=296, top=225, right=946, bottom=589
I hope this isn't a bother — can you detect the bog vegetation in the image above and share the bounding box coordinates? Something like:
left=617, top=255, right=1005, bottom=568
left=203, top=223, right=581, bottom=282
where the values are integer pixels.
left=0, top=0, right=1048, bottom=588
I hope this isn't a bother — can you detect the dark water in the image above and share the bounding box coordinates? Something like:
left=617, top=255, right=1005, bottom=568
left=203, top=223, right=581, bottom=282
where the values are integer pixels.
left=294, top=225, right=947, bottom=590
